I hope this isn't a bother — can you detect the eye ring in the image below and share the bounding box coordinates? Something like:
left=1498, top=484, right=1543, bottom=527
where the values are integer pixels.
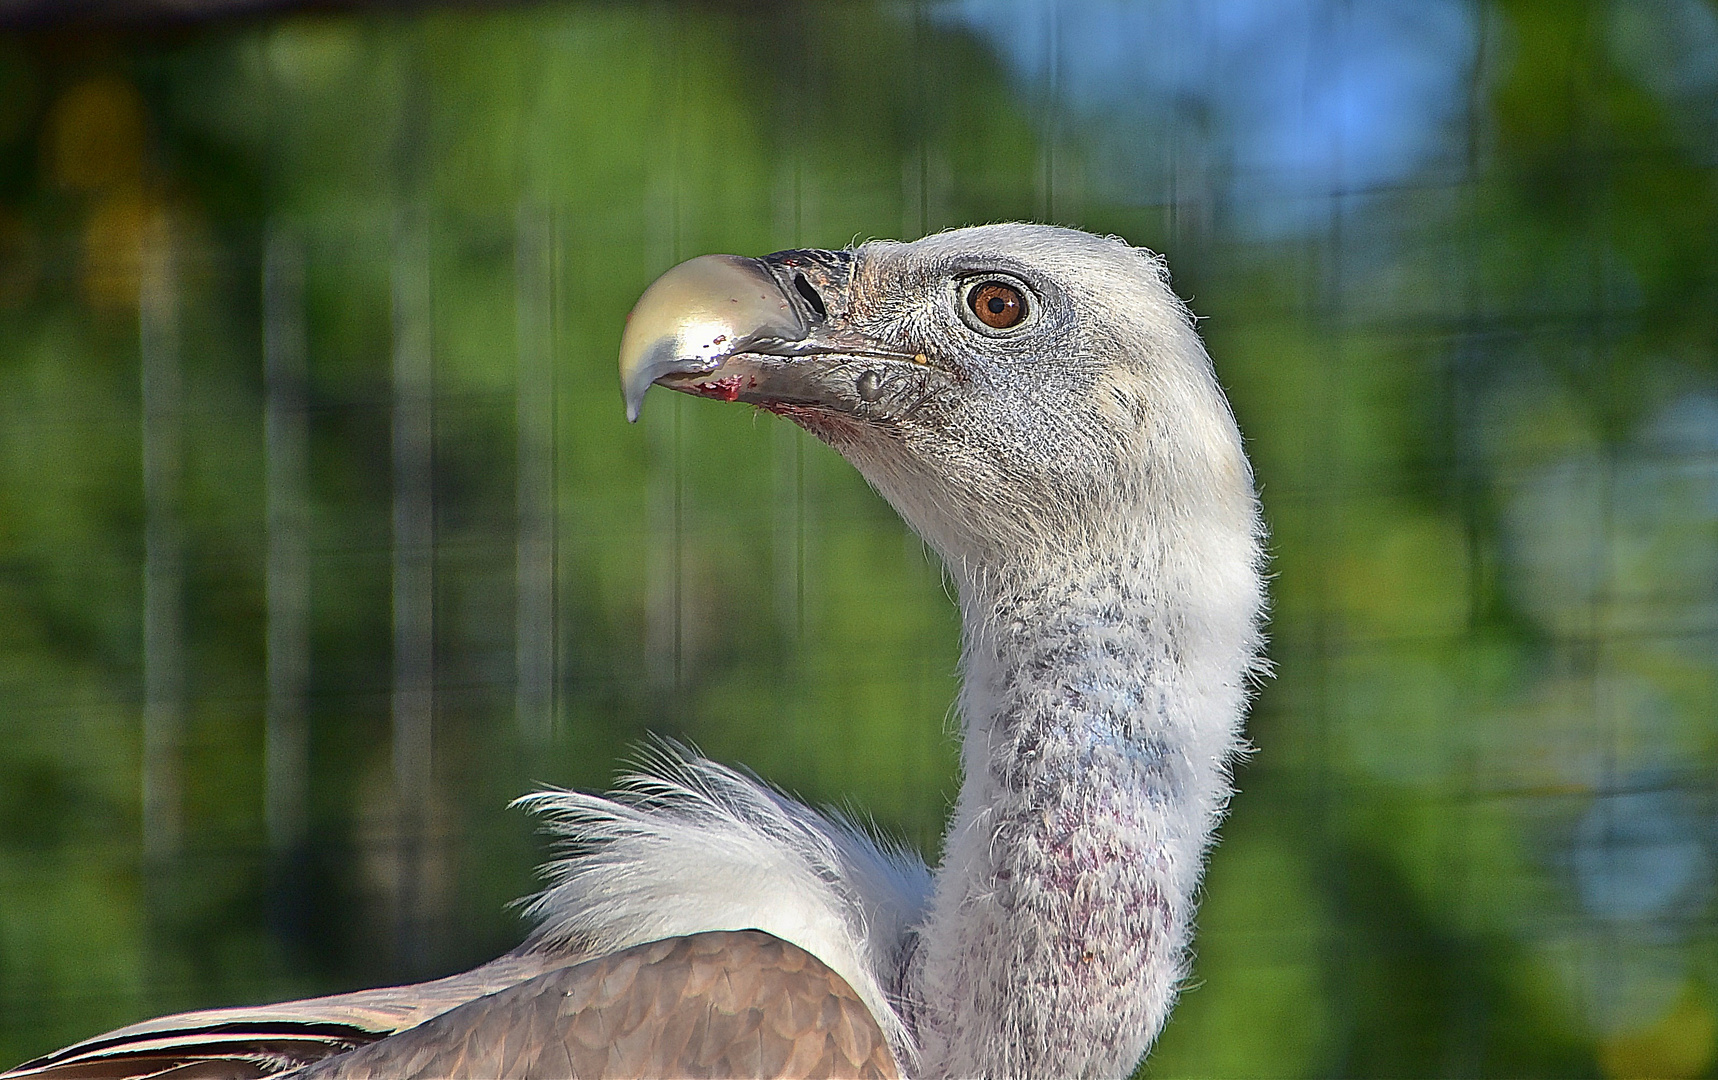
left=966, top=280, right=1028, bottom=330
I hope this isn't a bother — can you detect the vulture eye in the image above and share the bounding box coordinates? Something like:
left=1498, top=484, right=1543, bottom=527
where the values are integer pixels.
left=967, top=281, right=1027, bottom=329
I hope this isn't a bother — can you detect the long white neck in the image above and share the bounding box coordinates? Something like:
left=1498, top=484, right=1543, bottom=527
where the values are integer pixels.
left=905, top=507, right=1262, bottom=1078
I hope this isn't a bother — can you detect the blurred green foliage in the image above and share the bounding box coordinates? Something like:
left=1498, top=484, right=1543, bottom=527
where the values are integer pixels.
left=0, top=2, right=1715, bottom=1077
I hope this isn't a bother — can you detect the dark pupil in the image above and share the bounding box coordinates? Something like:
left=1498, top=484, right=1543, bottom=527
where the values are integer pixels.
left=987, top=296, right=1008, bottom=314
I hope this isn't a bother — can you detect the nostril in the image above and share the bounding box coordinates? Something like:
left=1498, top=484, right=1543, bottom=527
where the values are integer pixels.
left=793, top=273, right=827, bottom=320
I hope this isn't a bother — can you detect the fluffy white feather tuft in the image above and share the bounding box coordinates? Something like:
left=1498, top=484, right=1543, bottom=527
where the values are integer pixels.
left=512, top=747, right=932, bottom=1061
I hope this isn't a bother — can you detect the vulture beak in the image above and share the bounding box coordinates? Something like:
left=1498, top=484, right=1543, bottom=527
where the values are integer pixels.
left=619, top=249, right=926, bottom=422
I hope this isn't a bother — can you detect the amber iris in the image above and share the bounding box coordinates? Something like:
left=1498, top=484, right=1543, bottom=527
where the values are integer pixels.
left=968, top=281, right=1026, bottom=329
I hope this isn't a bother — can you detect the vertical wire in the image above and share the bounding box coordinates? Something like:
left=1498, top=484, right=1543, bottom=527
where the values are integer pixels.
left=1307, top=0, right=1351, bottom=1064
left=516, top=203, right=556, bottom=744
left=390, top=208, right=434, bottom=975
left=643, top=6, right=681, bottom=704
left=384, top=23, right=437, bottom=978
left=1446, top=4, right=1491, bottom=1068
left=549, top=202, right=563, bottom=741
left=1043, top=0, right=1059, bottom=223
left=779, top=184, right=804, bottom=642
left=263, top=225, right=310, bottom=856
left=774, top=14, right=807, bottom=647
left=1587, top=0, right=1623, bottom=1039
left=1166, top=2, right=1180, bottom=249
left=140, top=210, right=183, bottom=868
left=794, top=13, right=810, bottom=669
left=793, top=14, right=807, bottom=652
left=671, top=8, right=686, bottom=703
left=914, top=0, right=929, bottom=239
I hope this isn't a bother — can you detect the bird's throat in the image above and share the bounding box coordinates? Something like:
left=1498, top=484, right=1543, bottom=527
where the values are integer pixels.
left=907, top=539, right=1257, bottom=1078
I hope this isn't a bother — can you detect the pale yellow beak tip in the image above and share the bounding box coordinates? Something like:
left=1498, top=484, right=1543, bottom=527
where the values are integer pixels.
left=618, top=254, right=803, bottom=422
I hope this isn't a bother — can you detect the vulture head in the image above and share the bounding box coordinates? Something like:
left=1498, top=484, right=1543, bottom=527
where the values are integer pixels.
left=621, top=223, right=1253, bottom=577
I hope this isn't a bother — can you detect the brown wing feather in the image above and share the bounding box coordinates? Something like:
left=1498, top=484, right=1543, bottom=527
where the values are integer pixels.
left=292, top=930, right=900, bottom=1080
left=0, top=953, right=568, bottom=1080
